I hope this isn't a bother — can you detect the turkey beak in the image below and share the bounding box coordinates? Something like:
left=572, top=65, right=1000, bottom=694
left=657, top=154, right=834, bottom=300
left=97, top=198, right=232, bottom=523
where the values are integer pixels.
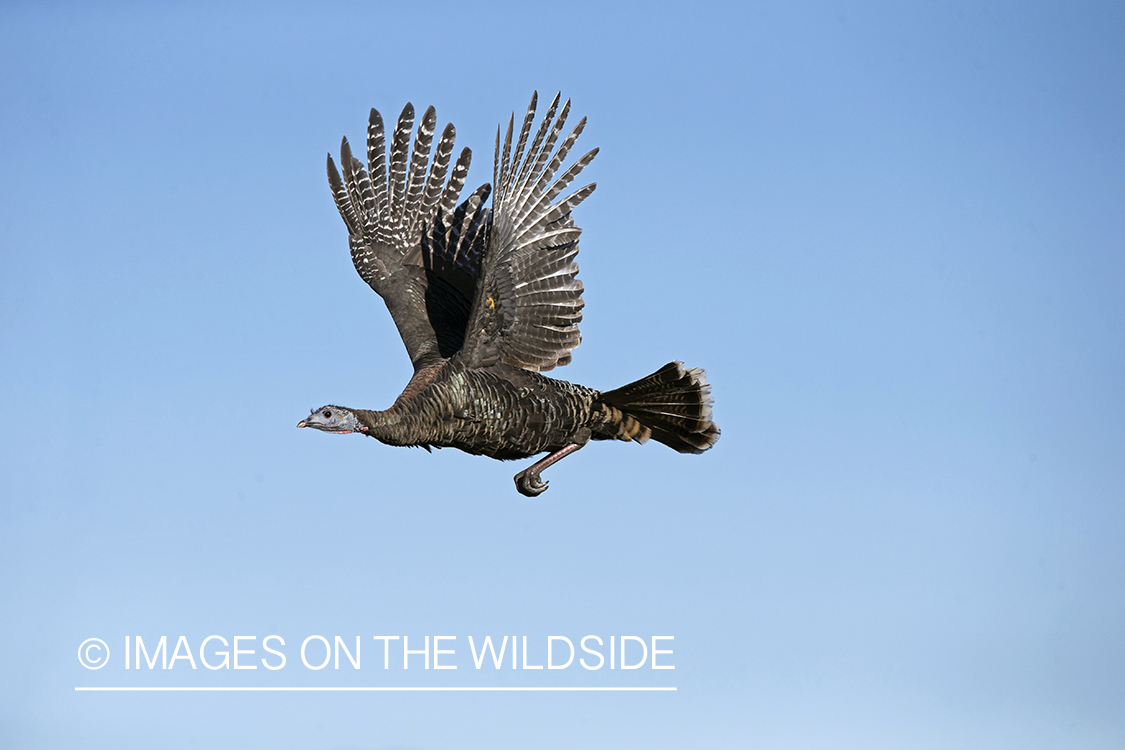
left=297, top=419, right=308, bottom=428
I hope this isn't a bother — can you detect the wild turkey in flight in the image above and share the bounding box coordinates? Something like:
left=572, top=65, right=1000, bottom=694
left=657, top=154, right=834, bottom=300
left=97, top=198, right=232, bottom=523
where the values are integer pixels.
left=299, top=93, right=719, bottom=496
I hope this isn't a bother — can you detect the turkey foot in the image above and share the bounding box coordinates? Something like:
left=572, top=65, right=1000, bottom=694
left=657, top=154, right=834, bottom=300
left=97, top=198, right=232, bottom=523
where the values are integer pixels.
left=513, top=443, right=582, bottom=497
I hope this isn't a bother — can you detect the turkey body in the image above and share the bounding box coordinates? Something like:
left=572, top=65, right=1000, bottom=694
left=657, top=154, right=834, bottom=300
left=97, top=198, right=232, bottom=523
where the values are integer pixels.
left=299, top=92, right=719, bottom=496
left=357, top=359, right=601, bottom=460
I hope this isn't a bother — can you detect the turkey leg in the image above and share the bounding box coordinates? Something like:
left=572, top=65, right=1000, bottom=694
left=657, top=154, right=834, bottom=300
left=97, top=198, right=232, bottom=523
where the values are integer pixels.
left=513, top=443, right=582, bottom=497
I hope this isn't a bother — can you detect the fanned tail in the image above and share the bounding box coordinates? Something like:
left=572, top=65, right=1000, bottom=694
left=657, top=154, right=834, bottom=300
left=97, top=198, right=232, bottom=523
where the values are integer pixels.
left=598, top=362, right=720, bottom=454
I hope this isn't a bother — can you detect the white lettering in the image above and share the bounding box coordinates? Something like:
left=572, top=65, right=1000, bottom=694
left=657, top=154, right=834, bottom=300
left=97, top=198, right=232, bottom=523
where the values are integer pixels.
left=521, top=636, right=543, bottom=669
left=468, top=636, right=508, bottom=669
left=136, top=636, right=167, bottom=670
left=233, top=636, right=257, bottom=669
left=620, top=636, right=648, bottom=669
left=335, top=636, right=360, bottom=669
left=262, top=635, right=286, bottom=670
left=434, top=636, right=456, bottom=669
left=200, top=635, right=229, bottom=670
left=548, top=636, right=574, bottom=669
left=651, top=636, right=674, bottom=669
left=301, top=635, right=330, bottom=670
left=372, top=636, right=399, bottom=669
left=580, top=635, right=604, bottom=670
left=169, top=636, right=197, bottom=669
left=403, top=636, right=429, bottom=669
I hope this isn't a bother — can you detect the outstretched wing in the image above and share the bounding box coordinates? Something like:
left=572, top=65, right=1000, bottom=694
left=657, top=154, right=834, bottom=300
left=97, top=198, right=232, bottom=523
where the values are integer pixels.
left=327, top=103, right=485, bottom=370
left=459, top=92, right=598, bottom=372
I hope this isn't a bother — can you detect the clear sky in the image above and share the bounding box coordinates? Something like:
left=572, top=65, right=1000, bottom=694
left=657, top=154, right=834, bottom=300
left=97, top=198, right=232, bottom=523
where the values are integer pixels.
left=2, top=1, right=1123, bottom=748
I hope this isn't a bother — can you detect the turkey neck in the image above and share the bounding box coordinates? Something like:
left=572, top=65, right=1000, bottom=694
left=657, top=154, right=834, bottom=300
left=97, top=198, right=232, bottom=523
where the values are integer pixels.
left=353, top=360, right=448, bottom=446
left=353, top=407, right=415, bottom=445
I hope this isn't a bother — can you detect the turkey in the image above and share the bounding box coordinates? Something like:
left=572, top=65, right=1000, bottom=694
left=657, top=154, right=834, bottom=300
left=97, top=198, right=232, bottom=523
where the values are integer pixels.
left=298, top=92, right=719, bottom=496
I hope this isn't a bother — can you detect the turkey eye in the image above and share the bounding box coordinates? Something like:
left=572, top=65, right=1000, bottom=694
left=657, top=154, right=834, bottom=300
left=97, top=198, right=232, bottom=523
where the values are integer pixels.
left=323, top=410, right=332, bottom=419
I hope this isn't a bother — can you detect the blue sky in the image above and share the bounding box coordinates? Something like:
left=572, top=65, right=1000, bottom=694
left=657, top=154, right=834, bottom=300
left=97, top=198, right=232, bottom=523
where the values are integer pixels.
left=2, top=2, right=1123, bottom=748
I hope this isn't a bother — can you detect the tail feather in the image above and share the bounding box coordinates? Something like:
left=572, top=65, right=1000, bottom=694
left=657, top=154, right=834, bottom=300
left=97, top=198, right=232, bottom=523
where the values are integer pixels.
left=599, top=362, right=720, bottom=454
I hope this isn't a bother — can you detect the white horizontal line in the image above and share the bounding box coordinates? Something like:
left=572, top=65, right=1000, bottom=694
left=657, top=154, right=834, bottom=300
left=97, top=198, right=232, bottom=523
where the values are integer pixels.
left=76, top=686, right=675, bottom=692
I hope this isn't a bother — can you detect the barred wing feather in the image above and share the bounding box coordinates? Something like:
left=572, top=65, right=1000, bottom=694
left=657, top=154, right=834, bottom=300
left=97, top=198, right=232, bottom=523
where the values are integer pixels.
left=461, top=92, right=598, bottom=372
left=327, top=103, right=478, bottom=369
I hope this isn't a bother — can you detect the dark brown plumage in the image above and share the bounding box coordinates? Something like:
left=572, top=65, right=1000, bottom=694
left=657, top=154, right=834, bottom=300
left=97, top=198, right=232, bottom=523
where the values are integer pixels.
left=299, top=93, right=719, bottom=496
